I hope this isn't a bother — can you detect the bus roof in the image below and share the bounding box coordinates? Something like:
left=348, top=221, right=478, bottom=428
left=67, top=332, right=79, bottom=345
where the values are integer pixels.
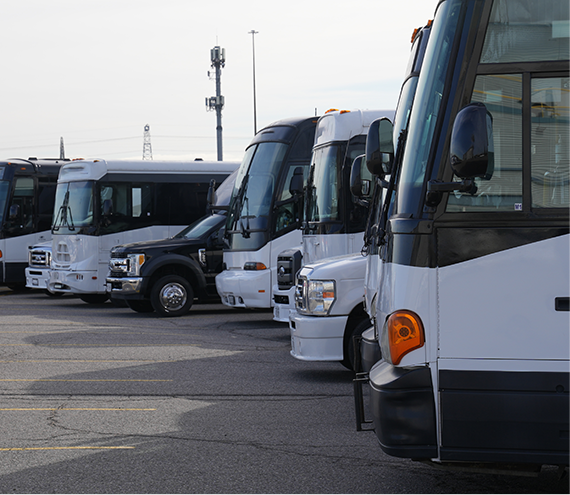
left=57, top=159, right=240, bottom=182
left=313, top=109, right=395, bottom=147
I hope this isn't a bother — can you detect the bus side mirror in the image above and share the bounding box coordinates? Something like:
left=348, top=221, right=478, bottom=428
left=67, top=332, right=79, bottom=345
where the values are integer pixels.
left=289, top=166, right=304, bottom=196
left=450, top=102, right=494, bottom=180
left=207, top=179, right=217, bottom=212
left=350, top=155, right=367, bottom=198
left=366, top=118, right=394, bottom=178
left=8, top=204, right=19, bottom=220
left=102, top=199, right=113, bottom=216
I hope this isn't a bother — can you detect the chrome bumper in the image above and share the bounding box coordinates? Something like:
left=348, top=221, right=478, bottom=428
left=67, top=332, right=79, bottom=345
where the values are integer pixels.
left=106, top=277, right=143, bottom=294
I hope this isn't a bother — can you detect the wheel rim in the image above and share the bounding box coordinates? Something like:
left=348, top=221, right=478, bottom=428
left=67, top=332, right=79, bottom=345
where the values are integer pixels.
left=159, top=282, right=187, bottom=312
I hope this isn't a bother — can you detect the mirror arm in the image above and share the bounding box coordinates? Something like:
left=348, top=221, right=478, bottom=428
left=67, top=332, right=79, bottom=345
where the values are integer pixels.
left=425, top=179, right=477, bottom=207
left=427, top=178, right=476, bottom=194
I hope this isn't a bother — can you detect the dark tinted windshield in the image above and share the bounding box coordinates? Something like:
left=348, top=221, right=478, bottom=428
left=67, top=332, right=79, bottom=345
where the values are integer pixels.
left=174, top=213, right=225, bottom=240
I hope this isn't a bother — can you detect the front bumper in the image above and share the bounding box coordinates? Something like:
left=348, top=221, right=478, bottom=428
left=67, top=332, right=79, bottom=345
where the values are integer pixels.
left=216, top=269, right=272, bottom=309
left=48, top=269, right=103, bottom=294
left=273, top=286, right=295, bottom=322
left=106, top=276, right=144, bottom=297
left=368, top=361, right=437, bottom=459
left=289, top=310, right=348, bottom=362
left=25, top=267, right=50, bottom=290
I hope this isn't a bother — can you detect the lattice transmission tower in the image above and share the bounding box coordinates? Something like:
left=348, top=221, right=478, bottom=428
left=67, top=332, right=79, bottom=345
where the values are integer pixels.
left=142, top=124, right=153, bottom=160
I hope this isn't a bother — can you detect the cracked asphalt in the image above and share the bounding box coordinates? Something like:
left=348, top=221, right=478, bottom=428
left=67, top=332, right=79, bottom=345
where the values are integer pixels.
left=0, top=289, right=566, bottom=494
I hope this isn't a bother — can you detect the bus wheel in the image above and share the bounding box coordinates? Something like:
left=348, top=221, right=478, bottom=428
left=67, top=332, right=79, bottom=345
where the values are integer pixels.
left=341, top=317, right=371, bottom=371
left=150, top=275, right=193, bottom=317
left=79, top=294, right=109, bottom=304
left=126, top=299, right=155, bottom=313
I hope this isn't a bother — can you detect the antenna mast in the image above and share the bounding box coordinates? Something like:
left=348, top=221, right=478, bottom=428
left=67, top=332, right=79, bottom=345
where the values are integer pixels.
left=205, top=46, right=225, bottom=161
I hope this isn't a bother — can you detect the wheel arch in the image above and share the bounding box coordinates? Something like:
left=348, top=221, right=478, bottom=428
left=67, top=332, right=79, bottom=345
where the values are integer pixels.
left=143, top=255, right=206, bottom=298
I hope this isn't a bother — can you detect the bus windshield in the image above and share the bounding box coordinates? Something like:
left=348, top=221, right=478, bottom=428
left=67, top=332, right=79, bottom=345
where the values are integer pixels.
left=306, top=136, right=367, bottom=230
left=396, top=0, right=463, bottom=217
left=226, top=141, right=289, bottom=251
left=52, top=181, right=95, bottom=234
left=306, top=143, right=347, bottom=223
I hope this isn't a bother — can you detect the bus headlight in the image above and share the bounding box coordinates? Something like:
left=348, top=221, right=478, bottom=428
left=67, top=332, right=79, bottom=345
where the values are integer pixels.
left=381, top=310, right=425, bottom=365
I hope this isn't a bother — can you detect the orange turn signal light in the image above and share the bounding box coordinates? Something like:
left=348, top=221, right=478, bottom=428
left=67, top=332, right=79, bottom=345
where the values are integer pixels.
left=386, top=310, right=424, bottom=365
left=244, top=262, right=267, bottom=271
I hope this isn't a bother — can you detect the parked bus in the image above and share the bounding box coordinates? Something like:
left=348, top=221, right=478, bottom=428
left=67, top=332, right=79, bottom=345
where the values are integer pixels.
left=0, top=158, right=68, bottom=290
left=352, top=22, right=432, bottom=372
left=354, top=0, right=569, bottom=474
left=216, top=116, right=318, bottom=310
left=288, top=25, right=430, bottom=370
left=272, top=108, right=394, bottom=323
left=48, top=158, right=239, bottom=303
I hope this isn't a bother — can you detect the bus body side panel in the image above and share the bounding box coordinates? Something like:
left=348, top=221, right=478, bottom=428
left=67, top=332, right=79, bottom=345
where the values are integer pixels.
left=437, top=233, right=569, bottom=464
left=1, top=232, right=51, bottom=286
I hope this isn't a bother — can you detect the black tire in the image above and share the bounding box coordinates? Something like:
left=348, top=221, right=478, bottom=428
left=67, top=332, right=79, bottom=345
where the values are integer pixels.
left=7, top=285, right=27, bottom=293
left=79, top=294, right=109, bottom=304
left=126, top=299, right=155, bottom=313
left=341, top=317, right=371, bottom=371
left=150, top=275, right=194, bottom=317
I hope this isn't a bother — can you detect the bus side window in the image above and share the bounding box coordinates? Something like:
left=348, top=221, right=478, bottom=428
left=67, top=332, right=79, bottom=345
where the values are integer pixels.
left=447, top=74, right=523, bottom=212
left=156, top=183, right=206, bottom=226
left=531, top=77, right=569, bottom=209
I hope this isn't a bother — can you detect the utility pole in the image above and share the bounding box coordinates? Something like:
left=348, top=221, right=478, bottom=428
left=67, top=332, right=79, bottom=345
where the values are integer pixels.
left=205, top=46, right=225, bottom=161
left=248, top=30, right=258, bottom=135
left=142, top=124, right=153, bottom=160
left=59, top=137, right=65, bottom=159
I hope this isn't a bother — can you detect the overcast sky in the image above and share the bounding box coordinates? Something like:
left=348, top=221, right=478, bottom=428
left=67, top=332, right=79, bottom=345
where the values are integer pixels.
left=1, top=0, right=437, bottom=163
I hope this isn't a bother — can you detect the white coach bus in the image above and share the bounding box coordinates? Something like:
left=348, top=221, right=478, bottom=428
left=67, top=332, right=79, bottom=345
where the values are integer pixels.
left=354, top=0, right=569, bottom=474
left=48, top=158, right=238, bottom=303
left=216, top=116, right=318, bottom=310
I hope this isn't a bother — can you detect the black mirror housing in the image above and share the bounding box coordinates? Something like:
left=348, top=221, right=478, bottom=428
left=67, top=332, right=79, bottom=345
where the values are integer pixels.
left=349, top=155, right=366, bottom=197
left=450, top=102, right=494, bottom=180
left=207, top=179, right=217, bottom=205
left=8, top=204, right=19, bottom=220
left=366, top=118, right=394, bottom=177
left=289, top=166, right=304, bottom=196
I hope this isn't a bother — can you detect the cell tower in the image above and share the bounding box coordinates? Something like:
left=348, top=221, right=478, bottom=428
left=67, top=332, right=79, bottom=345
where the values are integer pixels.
left=142, top=124, right=153, bottom=160
left=205, top=46, right=225, bottom=161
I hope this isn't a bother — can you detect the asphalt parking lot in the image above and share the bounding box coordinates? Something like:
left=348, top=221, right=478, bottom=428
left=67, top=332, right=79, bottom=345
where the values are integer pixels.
left=0, top=289, right=566, bottom=494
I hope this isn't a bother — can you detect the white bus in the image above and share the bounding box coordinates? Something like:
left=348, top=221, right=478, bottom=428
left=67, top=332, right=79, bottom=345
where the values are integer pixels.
left=216, top=116, right=318, bottom=310
left=272, top=108, right=394, bottom=323
left=354, top=0, right=569, bottom=474
left=0, top=158, right=68, bottom=290
left=353, top=22, right=432, bottom=372
left=48, top=158, right=239, bottom=303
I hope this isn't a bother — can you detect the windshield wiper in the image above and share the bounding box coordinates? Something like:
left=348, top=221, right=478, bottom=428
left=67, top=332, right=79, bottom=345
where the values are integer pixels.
left=52, top=190, right=75, bottom=232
